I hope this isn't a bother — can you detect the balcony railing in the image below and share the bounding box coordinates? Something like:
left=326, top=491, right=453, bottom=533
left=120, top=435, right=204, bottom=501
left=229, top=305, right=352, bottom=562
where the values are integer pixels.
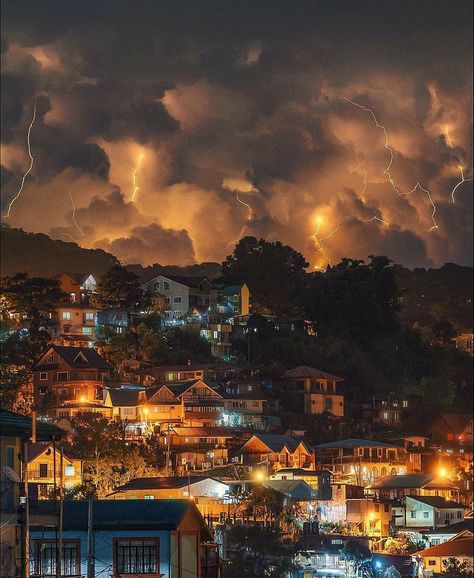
left=52, top=373, right=107, bottom=382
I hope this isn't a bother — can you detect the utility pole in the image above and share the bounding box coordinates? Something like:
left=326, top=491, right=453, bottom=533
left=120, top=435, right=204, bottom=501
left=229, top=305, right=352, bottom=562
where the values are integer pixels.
left=56, top=445, right=64, bottom=578
left=87, top=499, right=94, bottom=578
left=22, top=440, right=30, bottom=578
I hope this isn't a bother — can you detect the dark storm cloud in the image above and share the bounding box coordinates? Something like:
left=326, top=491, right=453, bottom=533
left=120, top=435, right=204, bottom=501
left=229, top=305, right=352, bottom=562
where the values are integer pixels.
left=1, top=0, right=472, bottom=266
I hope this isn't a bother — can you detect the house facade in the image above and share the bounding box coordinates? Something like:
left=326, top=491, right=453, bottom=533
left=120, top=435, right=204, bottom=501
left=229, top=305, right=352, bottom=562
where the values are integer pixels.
left=55, top=272, right=97, bottom=303
left=55, top=303, right=97, bottom=346
left=234, top=434, right=315, bottom=473
left=416, top=534, right=473, bottom=576
left=27, top=442, right=83, bottom=498
left=285, top=366, right=344, bottom=418
left=401, top=495, right=466, bottom=529
left=215, top=283, right=250, bottom=316
left=315, top=439, right=409, bottom=485
left=29, top=499, right=218, bottom=578
left=141, top=275, right=190, bottom=316
left=32, top=345, right=112, bottom=416
left=366, top=474, right=461, bottom=502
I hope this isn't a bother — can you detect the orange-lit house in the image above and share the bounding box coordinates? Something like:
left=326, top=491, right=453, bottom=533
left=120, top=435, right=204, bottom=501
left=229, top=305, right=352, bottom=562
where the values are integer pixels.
left=27, top=442, right=83, bottom=498
left=285, top=366, right=344, bottom=418
left=55, top=303, right=97, bottom=347
left=54, top=272, right=97, bottom=303
left=234, top=434, right=315, bottom=472
left=32, top=345, right=112, bottom=418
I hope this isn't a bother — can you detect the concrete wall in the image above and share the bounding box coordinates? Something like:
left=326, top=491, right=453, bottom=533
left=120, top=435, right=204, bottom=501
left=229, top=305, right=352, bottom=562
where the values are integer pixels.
left=141, top=276, right=189, bottom=316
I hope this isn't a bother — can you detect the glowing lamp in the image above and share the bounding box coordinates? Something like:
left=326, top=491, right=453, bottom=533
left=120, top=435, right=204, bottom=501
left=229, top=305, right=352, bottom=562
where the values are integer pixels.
left=79, top=396, right=88, bottom=403
left=438, top=467, right=448, bottom=478
left=254, top=471, right=265, bottom=482
left=143, top=407, right=149, bottom=416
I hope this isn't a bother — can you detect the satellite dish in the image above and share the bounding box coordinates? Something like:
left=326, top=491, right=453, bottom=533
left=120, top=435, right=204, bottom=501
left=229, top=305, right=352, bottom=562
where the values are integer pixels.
left=3, top=466, right=21, bottom=483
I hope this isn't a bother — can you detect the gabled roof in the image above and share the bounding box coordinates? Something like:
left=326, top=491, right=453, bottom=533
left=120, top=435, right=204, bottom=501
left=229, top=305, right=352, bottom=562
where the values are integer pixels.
left=262, top=479, right=318, bottom=500
left=406, top=495, right=465, bottom=509
left=367, top=474, right=459, bottom=490
left=56, top=272, right=95, bottom=285
left=30, top=499, right=210, bottom=536
left=112, top=476, right=228, bottom=491
left=0, top=410, right=64, bottom=440
left=316, top=438, right=397, bottom=450
left=417, top=537, right=473, bottom=558
left=106, top=389, right=141, bottom=407
left=145, top=384, right=178, bottom=403
left=27, top=442, right=82, bottom=463
left=239, top=434, right=311, bottom=454
left=216, top=284, right=245, bottom=295
left=285, top=366, right=344, bottom=381
left=166, top=380, right=223, bottom=399
left=272, top=468, right=329, bottom=477
left=33, top=345, right=111, bottom=370
left=142, top=274, right=214, bottom=289
left=438, top=413, right=473, bottom=432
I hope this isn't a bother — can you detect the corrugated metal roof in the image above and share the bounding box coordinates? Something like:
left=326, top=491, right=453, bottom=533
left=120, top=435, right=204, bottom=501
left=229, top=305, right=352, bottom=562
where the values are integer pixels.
left=316, top=438, right=397, bottom=449
left=0, top=409, right=64, bottom=440
left=285, top=365, right=344, bottom=381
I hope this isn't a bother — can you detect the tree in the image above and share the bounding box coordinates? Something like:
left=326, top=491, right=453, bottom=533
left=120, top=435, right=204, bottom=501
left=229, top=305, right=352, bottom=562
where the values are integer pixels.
left=69, top=412, right=157, bottom=497
left=340, top=540, right=371, bottom=576
left=221, top=236, right=309, bottom=317
left=384, top=534, right=421, bottom=555
left=95, top=264, right=144, bottom=308
left=1, top=272, right=65, bottom=348
left=383, top=567, right=401, bottom=578
left=442, top=557, right=474, bottom=578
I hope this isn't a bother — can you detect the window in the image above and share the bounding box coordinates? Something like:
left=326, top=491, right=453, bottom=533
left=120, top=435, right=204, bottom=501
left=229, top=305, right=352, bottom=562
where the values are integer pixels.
left=173, top=296, right=182, bottom=303
left=39, top=463, right=49, bottom=478
left=82, top=326, right=93, bottom=334
left=447, top=433, right=453, bottom=441
left=115, top=539, right=159, bottom=574
left=144, top=495, right=155, bottom=500
left=402, top=400, right=408, bottom=407
left=411, top=511, right=416, bottom=518
left=57, top=372, right=69, bottom=381
left=46, top=354, right=55, bottom=364
left=62, top=311, right=71, bottom=320
left=428, top=560, right=436, bottom=566
left=423, top=512, right=429, bottom=519
left=65, top=465, right=75, bottom=477
left=85, top=312, right=95, bottom=321
left=325, top=398, right=333, bottom=410
left=40, top=372, right=48, bottom=380
left=35, top=541, right=79, bottom=576
left=457, top=511, right=462, bottom=518
left=154, top=282, right=160, bottom=291
left=213, top=331, right=218, bottom=339
left=164, top=282, right=170, bottom=290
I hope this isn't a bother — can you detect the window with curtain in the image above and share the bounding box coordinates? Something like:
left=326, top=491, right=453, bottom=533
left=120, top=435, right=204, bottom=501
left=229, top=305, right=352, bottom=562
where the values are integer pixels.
left=115, top=539, right=159, bottom=574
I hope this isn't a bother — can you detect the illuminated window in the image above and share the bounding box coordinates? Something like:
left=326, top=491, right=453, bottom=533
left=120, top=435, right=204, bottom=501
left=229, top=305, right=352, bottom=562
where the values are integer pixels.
left=46, top=355, right=55, bottom=364
left=85, top=312, right=95, bottom=321
left=62, top=311, right=71, bottom=321
left=34, top=540, right=79, bottom=576
left=447, top=433, right=453, bottom=441
left=82, top=326, right=93, bottom=334
left=65, top=465, right=75, bottom=477
left=114, top=538, right=159, bottom=575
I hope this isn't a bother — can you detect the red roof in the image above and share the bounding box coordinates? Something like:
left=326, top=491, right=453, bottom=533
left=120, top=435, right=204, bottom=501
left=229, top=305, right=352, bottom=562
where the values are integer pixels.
left=418, top=537, right=473, bottom=557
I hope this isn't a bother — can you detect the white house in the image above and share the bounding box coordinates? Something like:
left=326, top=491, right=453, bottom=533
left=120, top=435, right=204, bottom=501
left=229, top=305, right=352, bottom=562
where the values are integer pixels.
left=402, top=495, right=466, bottom=529
left=141, top=275, right=190, bottom=316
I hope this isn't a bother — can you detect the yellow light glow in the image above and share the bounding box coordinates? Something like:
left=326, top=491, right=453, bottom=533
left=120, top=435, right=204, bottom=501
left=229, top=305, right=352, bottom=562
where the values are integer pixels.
left=143, top=407, right=149, bottom=416
left=438, top=467, right=448, bottom=478
left=79, top=396, right=88, bottom=403
left=368, top=512, right=376, bottom=521
left=254, top=470, right=265, bottom=482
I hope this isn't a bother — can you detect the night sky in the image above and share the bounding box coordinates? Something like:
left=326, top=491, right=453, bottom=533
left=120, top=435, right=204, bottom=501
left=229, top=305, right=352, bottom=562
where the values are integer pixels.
left=1, top=0, right=472, bottom=268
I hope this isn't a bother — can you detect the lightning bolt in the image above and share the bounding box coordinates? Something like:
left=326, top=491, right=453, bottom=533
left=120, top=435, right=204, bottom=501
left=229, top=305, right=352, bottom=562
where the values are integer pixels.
left=229, top=191, right=254, bottom=245
left=6, top=98, right=37, bottom=218
left=310, top=218, right=340, bottom=270
left=444, top=126, right=474, bottom=204
left=68, top=190, right=84, bottom=236
left=343, top=97, right=439, bottom=231
left=131, top=154, right=144, bottom=202
left=350, top=164, right=390, bottom=226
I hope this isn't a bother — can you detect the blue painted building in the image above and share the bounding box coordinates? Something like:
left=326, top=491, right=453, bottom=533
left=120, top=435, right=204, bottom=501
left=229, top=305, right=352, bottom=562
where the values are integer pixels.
left=30, top=499, right=219, bottom=578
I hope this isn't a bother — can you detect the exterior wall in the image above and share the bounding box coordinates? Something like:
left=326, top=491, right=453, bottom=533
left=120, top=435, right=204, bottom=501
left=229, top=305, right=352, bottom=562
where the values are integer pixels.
left=346, top=498, right=392, bottom=537
left=141, top=276, right=190, bottom=316
left=200, top=323, right=232, bottom=360
left=237, top=438, right=314, bottom=471
left=0, top=435, right=22, bottom=578
left=223, top=399, right=265, bottom=415
left=56, top=304, right=97, bottom=338
left=240, top=284, right=250, bottom=316
left=30, top=529, right=173, bottom=578
left=28, top=448, right=82, bottom=494
left=57, top=273, right=81, bottom=302
left=142, top=403, right=184, bottom=423
left=421, top=554, right=473, bottom=575
left=304, top=392, right=344, bottom=417
left=33, top=350, right=109, bottom=407
left=404, top=498, right=465, bottom=528
left=111, top=479, right=229, bottom=501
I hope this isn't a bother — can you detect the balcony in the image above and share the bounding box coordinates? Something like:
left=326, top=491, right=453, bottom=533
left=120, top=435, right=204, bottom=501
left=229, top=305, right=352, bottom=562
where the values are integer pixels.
left=52, top=373, right=107, bottom=382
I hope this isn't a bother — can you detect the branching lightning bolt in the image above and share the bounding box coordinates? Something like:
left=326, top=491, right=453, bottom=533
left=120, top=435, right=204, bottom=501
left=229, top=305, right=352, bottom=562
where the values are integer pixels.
left=444, top=126, right=473, bottom=204
left=131, top=154, right=144, bottom=202
left=68, top=190, right=84, bottom=236
left=229, top=191, right=254, bottom=245
left=6, top=99, right=37, bottom=218
left=349, top=164, right=390, bottom=226
left=343, top=97, right=439, bottom=231
left=311, top=218, right=340, bottom=271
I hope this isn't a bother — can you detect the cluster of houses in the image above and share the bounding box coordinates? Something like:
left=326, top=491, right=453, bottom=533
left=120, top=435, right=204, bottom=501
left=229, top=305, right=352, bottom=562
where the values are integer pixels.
left=1, top=270, right=473, bottom=577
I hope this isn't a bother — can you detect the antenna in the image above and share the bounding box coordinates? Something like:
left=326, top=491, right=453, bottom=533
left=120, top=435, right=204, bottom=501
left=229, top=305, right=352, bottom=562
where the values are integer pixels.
left=3, top=466, right=21, bottom=483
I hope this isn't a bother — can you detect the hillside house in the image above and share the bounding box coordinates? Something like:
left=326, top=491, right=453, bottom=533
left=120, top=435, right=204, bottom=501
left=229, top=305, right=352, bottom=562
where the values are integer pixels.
left=234, top=434, right=315, bottom=473
left=366, top=474, right=461, bottom=502
left=285, top=366, right=344, bottom=418
left=32, top=345, right=112, bottom=417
